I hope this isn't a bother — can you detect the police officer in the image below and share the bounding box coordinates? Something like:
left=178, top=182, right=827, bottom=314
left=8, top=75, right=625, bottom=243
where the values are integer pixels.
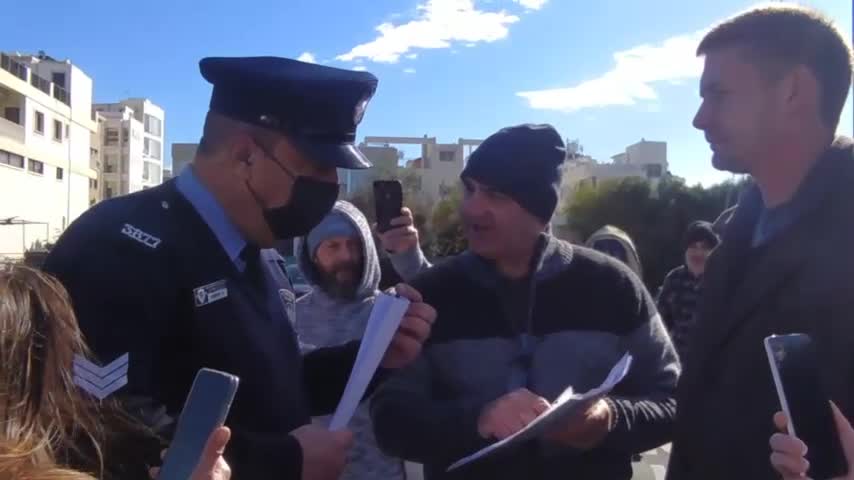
left=43, top=57, right=436, bottom=480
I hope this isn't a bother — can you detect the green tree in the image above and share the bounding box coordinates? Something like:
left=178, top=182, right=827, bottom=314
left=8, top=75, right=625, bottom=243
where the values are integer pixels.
left=430, top=185, right=466, bottom=257
left=565, top=176, right=745, bottom=291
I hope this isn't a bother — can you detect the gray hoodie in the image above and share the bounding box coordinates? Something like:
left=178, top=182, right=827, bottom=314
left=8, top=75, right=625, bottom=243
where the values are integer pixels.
left=585, top=225, right=643, bottom=279
left=294, top=201, right=405, bottom=480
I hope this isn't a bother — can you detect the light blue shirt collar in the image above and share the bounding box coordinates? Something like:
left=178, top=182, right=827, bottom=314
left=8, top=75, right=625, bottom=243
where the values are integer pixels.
left=176, top=167, right=247, bottom=270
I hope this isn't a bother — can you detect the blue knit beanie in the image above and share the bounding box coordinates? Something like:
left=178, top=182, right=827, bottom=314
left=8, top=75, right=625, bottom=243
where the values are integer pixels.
left=461, top=124, right=566, bottom=223
left=307, top=211, right=358, bottom=257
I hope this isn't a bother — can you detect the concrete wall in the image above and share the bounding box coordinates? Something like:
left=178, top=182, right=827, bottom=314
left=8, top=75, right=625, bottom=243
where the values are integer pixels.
left=626, top=140, right=667, bottom=170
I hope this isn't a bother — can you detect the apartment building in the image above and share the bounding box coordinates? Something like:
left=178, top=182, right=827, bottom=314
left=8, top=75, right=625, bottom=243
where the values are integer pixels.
left=93, top=98, right=164, bottom=198
left=361, top=136, right=482, bottom=204
left=552, top=139, right=671, bottom=239
left=0, top=52, right=99, bottom=259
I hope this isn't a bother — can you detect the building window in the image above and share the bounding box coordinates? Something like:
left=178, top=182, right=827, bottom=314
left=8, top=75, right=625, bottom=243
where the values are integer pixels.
left=28, top=159, right=44, bottom=175
left=34, top=111, right=44, bottom=134
left=144, top=114, right=162, bottom=137
left=644, top=164, right=663, bottom=179
left=105, top=128, right=118, bottom=146
left=51, top=72, right=66, bottom=88
left=0, top=149, right=25, bottom=168
left=3, top=107, right=20, bottom=125
left=53, top=120, right=63, bottom=142
left=56, top=166, right=64, bottom=180
left=122, top=127, right=129, bottom=144
left=439, top=151, right=455, bottom=162
left=144, top=138, right=162, bottom=160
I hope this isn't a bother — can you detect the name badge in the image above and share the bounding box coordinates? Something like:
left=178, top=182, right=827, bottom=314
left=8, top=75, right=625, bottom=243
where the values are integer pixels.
left=194, top=279, right=229, bottom=307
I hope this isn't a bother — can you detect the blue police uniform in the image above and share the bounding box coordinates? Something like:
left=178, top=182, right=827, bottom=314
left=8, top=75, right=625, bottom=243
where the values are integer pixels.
left=43, top=56, right=379, bottom=479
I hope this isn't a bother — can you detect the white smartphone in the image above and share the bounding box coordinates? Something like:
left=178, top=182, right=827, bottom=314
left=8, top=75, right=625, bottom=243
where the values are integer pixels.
left=157, top=368, right=239, bottom=480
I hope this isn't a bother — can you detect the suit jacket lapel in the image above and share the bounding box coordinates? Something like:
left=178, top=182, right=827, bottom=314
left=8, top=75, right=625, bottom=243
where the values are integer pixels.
left=697, top=139, right=852, bottom=360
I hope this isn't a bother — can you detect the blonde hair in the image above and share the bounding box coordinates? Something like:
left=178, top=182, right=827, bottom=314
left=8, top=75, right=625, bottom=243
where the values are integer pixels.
left=0, top=265, right=130, bottom=478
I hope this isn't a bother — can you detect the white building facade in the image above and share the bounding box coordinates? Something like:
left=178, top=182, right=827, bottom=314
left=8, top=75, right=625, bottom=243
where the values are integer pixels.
left=93, top=98, right=164, bottom=198
left=0, top=52, right=99, bottom=259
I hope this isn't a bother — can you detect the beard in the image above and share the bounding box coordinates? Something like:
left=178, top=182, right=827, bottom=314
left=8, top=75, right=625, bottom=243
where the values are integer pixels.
left=316, top=260, right=363, bottom=300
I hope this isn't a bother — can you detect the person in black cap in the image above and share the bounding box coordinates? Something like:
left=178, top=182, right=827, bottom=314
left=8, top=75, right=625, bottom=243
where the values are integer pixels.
left=42, top=56, right=436, bottom=480
left=656, top=221, right=720, bottom=367
left=371, top=124, right=679, bottom=480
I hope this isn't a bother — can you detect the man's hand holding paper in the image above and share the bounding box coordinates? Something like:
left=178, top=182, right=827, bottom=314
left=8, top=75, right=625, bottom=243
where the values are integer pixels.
left=544, top=398, right=613, bottom=450
left=477, top=388, right=551, bottom=440
left=380, top=283, right=436, bottom=369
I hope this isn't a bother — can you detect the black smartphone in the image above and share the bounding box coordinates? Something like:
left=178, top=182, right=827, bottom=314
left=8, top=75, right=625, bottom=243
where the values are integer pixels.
left=158, top=368, right=240, bottom=480
left=374, top=180, right=403, bottom=233
left=765, top=334, right=848, bottom=480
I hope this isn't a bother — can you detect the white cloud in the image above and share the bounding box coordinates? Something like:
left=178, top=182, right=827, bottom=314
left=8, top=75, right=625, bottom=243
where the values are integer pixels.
left=404, top=68, right=417, bottom=74
left=517, top=29, right=706, bottom=112
left=513, top=0, right=548, bottom=10
left=337, top=0, right=519, bottom=63
left=353, top=66, right=368, bottom=71
left=297, top=52, right=316, bottom=63
left=405, top=53, right=418, bottom=60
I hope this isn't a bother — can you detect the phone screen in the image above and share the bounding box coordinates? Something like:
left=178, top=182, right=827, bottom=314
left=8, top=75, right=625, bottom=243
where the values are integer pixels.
left=374, top=180, right=403, bottom=233
left=158, top=368, right=239, bottom=480
left=765, top=334, right=847, bottom=480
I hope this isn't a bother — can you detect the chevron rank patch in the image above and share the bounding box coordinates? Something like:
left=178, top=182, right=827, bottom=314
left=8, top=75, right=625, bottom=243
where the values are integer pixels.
left=73, top=353, right=129, bottom=400
left=194, top=279, right=229, bottom=307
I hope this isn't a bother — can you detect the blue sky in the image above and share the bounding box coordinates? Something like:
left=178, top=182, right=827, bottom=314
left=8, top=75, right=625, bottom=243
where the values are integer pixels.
left=4, top=0, right=851, bottom=186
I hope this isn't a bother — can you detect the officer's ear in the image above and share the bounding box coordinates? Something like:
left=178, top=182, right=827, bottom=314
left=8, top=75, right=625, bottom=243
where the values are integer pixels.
left=230, top=133, right=258, bottom=180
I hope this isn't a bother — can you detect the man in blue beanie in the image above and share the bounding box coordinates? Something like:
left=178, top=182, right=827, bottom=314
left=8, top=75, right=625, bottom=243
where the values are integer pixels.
left=371, top=124, right=679, bottom=480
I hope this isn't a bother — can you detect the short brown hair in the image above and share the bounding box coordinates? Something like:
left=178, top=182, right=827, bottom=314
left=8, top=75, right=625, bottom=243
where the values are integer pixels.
left=698, top=4, right=853, bottom=129
left=197, top=111, right=281, bottom=156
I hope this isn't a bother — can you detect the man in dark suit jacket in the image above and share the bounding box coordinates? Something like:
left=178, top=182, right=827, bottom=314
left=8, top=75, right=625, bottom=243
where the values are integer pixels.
left=666, top=5, right=854, bottom=480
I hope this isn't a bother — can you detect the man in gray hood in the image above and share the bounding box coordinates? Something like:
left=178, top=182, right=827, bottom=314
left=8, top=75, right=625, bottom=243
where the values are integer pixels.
left=294, top=200, right=406, bottom=480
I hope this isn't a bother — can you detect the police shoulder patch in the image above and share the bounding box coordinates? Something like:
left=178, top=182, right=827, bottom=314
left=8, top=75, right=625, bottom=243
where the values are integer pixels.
left=121, top=223, right=162, bottom=249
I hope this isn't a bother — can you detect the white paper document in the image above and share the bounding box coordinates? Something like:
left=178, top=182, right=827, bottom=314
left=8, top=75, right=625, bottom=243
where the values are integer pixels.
left=328, top=293, right=410, bottom=430
left=447, top=353, right=633, bottom=471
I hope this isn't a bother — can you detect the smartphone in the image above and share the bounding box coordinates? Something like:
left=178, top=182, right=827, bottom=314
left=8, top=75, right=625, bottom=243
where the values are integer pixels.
left=374, top=180, right=403, bottom=233
left=764, top=334, right=848, bottom=479
left=158, top=368, right=240, bottom=480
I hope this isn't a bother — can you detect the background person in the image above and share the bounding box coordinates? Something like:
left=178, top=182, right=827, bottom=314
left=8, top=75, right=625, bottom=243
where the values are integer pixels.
left=294, top=201, right=406, bottom=480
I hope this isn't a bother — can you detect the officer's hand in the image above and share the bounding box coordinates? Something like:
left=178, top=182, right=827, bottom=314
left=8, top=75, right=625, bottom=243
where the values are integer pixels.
left=376, top=208, right=420, bottom=254
left=478, top=388, right=550, bottom=440
left=290, top=424, right=354, bottom=480
left=545, top=398, right=613, bottom=450
left=149, top=426, right=232, bottom=480
left=381, top=283, right=436, bottom=369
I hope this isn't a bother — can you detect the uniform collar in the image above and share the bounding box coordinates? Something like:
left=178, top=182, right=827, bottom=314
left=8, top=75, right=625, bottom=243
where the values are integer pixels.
left=176, top=166, right=247, bottom=270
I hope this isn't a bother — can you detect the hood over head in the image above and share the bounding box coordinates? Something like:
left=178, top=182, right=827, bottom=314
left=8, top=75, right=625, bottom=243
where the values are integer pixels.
left=295, top=201, right=380, bottom=301
left=585, top=225, right=643, bottom=278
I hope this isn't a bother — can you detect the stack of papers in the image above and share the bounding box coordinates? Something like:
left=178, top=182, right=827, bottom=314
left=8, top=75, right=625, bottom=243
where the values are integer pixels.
left=447, top=353, right=633, bottom=471
left=329, top=293, right=410, bottom=431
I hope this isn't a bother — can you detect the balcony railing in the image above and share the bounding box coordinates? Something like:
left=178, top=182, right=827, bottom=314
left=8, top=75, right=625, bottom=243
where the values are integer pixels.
left=0, top=116, right=25, bottom=143
left=0, top=54, right=28, bottom=81
left=30, top=73, right=50, bottom=95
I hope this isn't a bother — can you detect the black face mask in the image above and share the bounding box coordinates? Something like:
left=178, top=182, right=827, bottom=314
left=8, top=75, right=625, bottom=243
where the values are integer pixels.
left=247, top=149, right=340, bottom=240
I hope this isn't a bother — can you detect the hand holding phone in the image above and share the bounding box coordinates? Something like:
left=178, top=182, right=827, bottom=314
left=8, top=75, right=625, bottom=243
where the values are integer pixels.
left=158, top=369, right=239, bottom=480
left=765, top=334, right=848, bottom=479
left=374, top=180, right=403, bottom=233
